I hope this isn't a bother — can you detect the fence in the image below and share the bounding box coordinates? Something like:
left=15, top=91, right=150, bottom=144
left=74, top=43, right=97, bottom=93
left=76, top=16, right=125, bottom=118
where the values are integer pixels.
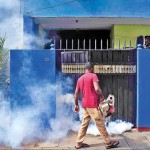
left=48, top=39, right=136, bottom=50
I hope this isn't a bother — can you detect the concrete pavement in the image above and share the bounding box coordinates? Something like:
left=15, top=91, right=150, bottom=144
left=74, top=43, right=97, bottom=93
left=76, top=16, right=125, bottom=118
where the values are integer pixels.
left=1, top=129, right=150, bottom=150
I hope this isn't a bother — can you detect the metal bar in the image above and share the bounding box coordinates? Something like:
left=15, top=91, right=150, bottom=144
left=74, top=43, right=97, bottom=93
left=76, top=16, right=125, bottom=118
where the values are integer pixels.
left=101, top=39, right=103, bottom=50
left=124, top=40, right=126, bottom=49
left=83, top=39, right=85, bottom=50
left=60, top=39, right=62, bottom=49
left=95, top=39, right=97, bottom=50
left=78, top=39, right=80, bottom=49
left=66, top=39, right=68, bottom=50
left=54, top=38, right=56, bottom=48
left=58, top=38, right=139, bottom=50
left=89, top=39, right=91, bottom=50
left=107, top=39, right=109, bottom=49
left=72, top=39, right=74, bottom=50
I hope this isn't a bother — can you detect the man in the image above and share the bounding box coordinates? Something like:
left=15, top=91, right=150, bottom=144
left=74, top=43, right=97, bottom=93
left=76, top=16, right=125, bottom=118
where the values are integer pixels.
left=74, top=62, right=119, bottom=149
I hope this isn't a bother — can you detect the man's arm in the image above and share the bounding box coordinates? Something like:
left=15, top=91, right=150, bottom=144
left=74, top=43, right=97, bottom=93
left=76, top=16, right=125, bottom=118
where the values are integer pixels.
left=93, top=81, right=104, bottom=101
left=93, top=81, right=102, bottom=95
left=74, top=87, right=80, bottom=112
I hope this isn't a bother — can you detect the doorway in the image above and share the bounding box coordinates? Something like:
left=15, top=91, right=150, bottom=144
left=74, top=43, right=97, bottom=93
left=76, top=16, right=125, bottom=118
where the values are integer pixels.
left=47, top=29, right=110, bottom=50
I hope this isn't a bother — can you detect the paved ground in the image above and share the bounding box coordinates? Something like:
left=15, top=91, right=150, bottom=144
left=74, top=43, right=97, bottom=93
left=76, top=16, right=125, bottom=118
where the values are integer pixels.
left=1, top=129, right=150, bottom=150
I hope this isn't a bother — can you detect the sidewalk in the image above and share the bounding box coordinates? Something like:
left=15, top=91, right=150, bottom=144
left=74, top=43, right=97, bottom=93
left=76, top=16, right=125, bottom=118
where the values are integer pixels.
left=1, top=129, right=150, bottom=150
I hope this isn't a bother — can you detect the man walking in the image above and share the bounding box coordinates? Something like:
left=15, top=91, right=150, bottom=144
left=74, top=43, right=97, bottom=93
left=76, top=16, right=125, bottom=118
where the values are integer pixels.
left=74, top=62, right=119, bottom=149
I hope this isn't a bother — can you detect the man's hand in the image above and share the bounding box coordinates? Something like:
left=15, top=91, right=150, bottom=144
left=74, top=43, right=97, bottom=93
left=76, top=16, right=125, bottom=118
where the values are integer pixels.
left=74, top=87, right=79, bottom=112
left=74, top=105, right=79, bottom=112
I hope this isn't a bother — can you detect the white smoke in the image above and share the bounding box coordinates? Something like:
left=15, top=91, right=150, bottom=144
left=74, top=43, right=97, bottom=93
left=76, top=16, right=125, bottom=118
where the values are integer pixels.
left=72, top=105, right=134, bottom=136
left=0, top=0, right=23, bottom=49
left=0, top=93, right=9, bottom=130
left=0, top=14, right=47, bottom=49
left=48, top=92, right=80, bottom=139
left=0, top=0, right=19, bottom=10
left=0, top=80, right=134, bottom=148
left=86, top=119, right=134, bottom=136
left=107, top=120, right=134, bottom=135
left=0, top=0, right=48, bottom=49
left=7, top=83, right=59, bottom=147
left=0, top=63, right=79, bottom=148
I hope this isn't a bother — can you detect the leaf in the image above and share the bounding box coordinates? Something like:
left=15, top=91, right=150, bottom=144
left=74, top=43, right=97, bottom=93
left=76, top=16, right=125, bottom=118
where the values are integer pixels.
left=0, top=36, right=10, bottom=101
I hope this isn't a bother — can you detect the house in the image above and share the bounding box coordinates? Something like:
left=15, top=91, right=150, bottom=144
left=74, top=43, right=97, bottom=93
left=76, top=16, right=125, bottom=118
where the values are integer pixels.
left=22, top=0, right=150, bottom=49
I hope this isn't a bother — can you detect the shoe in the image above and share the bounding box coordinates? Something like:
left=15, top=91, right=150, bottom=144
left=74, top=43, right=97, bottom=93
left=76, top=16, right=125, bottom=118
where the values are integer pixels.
left=105, top=140, right=119, bottom=149
left=75, top=143, right=89, bottom=149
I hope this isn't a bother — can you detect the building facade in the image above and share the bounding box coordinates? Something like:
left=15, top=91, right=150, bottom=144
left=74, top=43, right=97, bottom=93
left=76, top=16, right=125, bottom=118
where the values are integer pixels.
left=20, top=0, right=150, bottom=129
left=23, top=0, right=150, bottom=49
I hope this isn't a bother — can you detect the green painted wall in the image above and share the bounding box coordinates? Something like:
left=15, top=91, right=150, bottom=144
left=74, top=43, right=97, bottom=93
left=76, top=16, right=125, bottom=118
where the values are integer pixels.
left=111, top=25, right=150, bottom=49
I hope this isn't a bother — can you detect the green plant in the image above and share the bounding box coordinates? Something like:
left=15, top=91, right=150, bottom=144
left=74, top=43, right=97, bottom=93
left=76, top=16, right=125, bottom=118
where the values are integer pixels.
left=0, top=37, right=6, bottom=63
left=0, top=36, right=10, bottom=100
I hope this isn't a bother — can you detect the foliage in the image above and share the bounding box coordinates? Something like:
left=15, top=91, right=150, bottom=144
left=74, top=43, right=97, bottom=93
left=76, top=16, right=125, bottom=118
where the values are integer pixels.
left=0, top=37, right=6, bottom=62
left=0, top=36, right=10, bottom=101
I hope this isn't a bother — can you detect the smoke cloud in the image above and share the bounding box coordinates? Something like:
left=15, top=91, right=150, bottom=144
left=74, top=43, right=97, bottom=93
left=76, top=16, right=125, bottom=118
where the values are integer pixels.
left=86, top=119, right=134, bottom=136
left=0, top=0, right=23, bottom=49
left=0, top=77, right=134, bottom=148
left=0, top=0, right=49, bottom=49
left=0, top=0, right=19, bottom=10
